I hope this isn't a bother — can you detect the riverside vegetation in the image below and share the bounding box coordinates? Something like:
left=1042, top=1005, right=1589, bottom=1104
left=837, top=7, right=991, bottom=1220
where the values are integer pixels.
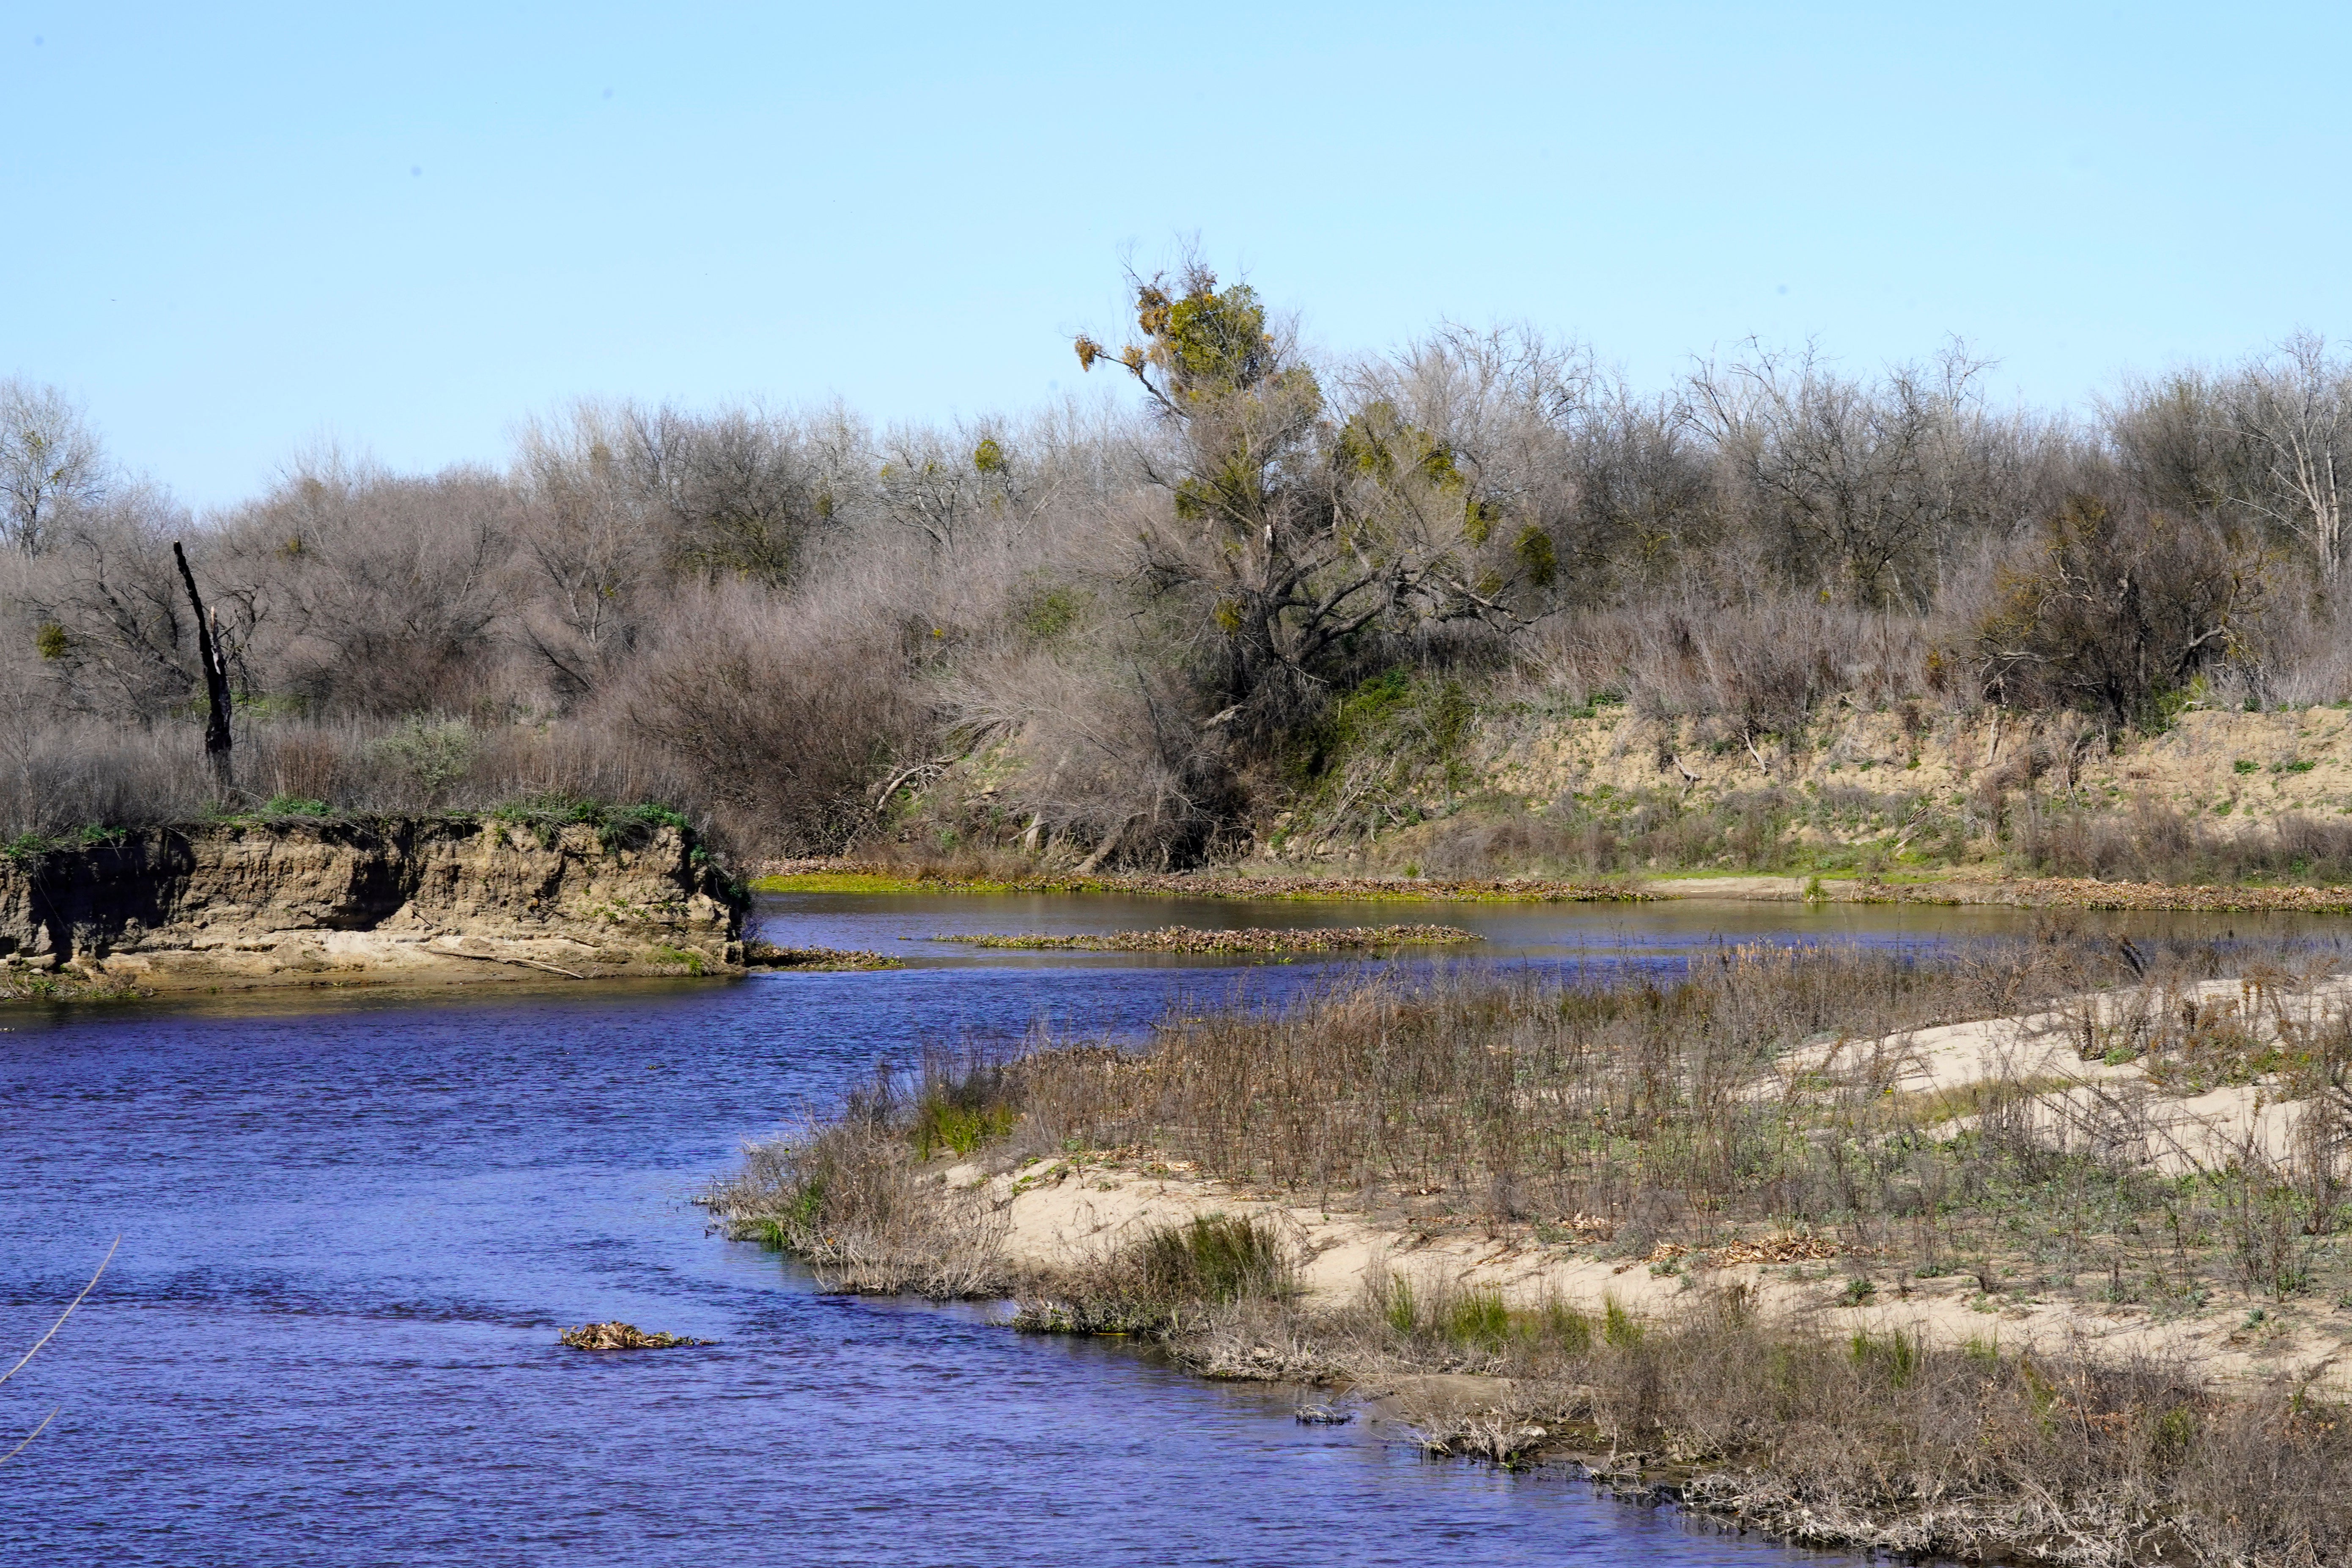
left=9, top=266, right=2352, bottom=893
left=707, top=930, right=2352, bottom=1566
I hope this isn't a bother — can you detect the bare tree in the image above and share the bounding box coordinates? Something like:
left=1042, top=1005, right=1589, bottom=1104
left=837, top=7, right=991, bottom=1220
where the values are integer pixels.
left=171, top=542, right=234, bottom=790
left=31, top=487, right=223, bottom=722
left=512, top=404, right=664, bottom=696
left=2105, top=368, right=2244, bottom=517
left=1565, top=377, right=1718, bottom=593
left=1356, top=326, right=1592, bottom=605
left=2226, top=332, right=2350, bottom=580
left=0, top=378, right=106, bottom=553
left=216, top=455, right=514, bottom=716
left=1691, top=341, right=1998, bottom=607
left=612, top=401, right=829, bottom=582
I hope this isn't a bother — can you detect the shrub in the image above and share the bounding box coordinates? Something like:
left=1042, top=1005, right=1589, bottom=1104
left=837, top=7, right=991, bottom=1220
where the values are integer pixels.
left=1974, top=494, right=2264, bottom=730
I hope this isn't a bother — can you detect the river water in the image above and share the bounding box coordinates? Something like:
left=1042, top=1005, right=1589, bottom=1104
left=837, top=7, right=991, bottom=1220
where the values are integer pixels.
left=1, top=892, right=2328, bottom=1565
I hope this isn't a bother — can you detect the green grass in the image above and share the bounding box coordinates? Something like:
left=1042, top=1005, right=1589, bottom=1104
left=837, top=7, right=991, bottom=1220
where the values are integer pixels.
left=1602, top=1296, right=1643, bottom=1348
left=261, top=794, right=330, bottom=816
left=490, top=795, right=691, bottom=850
left=911, top=1096, right=1016, bottom=1158
left=1444, top=1288, right=1513, bottom=1348
left=1138, top=1214, right=1291, bottom=1304
left=752, top=868, right=1637, bottom=902
left=752, top=871, right=940, bottom=894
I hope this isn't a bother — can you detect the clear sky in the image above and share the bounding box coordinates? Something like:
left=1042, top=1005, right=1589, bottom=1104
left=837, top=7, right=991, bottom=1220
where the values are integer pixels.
left=7, top=2, right=2349, bottom=508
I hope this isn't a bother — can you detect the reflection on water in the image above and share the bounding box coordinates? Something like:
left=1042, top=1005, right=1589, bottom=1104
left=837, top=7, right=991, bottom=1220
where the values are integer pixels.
left=0, top=892, right=2325, bottom=1565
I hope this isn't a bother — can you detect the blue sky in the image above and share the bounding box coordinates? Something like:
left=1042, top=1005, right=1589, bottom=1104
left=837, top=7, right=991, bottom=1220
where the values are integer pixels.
left=6, top=2, right=2348, bottom=507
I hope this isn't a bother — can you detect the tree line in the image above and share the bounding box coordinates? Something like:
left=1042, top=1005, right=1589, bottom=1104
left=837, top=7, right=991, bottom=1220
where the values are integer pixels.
left=1, top=266, right=2347, bottom=862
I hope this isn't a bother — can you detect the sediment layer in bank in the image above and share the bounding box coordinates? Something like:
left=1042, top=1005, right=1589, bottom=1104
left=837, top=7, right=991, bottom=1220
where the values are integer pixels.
left=0, top=816, right=744, bottom=996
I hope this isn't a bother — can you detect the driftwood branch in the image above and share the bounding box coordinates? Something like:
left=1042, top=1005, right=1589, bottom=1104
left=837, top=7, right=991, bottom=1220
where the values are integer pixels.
left=424, top=939, right=587, bottom=980
left=0, top=1233, right=121, bottom=1469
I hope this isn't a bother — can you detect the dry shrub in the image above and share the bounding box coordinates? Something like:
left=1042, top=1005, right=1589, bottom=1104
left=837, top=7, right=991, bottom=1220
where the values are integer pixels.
left=703, top=1127, right=1002, bottom=1299
left=225, top=462, right=517, bottom=717
left=1408, top=786, right=1830, bottom=879
left=2238, top=585, right=2352, bottom=708
left=935, top=641, right=1240, bottom=869
left=2018, top=799, right=2352, bottom=886
left=1410, top=812, right=1611, bottom=878
left=611, top=585, right=928, bottom=854
left=1974, top=494, right=2263, bottom=728
left=19, top=311, right=2352, bottom=868
left=1010, top=938, right=2174, bottom=1224
left=1478, top=1298, right=2352, bottom=1567
left=0, top=719, right=215, bottom=836
left=1530, top=589, right=1942, bottom=740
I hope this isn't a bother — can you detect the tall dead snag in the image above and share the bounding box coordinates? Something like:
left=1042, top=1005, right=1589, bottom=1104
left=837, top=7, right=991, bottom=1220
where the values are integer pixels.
left=172, top=541, right=234, bottom=793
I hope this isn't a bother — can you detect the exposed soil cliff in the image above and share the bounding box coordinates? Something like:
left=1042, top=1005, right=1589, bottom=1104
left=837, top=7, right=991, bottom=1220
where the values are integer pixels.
left=893, top=694, right=2352, bottom=890
left=0, top=818, right=744, bottom=995
left=1254, top=700, right=2352, bottom=876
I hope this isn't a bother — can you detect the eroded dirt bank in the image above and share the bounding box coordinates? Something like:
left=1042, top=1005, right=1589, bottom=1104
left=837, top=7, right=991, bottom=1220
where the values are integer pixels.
left=0, top=818, right=744, bottom=994
left=890, top=697, right=2352, bottom=892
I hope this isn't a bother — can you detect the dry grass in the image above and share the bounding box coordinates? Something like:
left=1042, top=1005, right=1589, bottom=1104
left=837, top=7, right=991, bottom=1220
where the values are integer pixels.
left=1385, top=1288, right=2352, bottom=1567
left=2019, top=802, right=2352, bottom=888
left=1007, top=938, right=2137, bottom=1225
left=710, top=929, right=2352, bottom=1562
left=700, top=1050, right=1013, bottom=1297
left=718, top=929, right=2352, bottom=1297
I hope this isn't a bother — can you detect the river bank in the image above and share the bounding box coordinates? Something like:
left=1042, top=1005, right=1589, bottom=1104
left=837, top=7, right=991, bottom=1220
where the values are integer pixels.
left=888, top=693, right=2352, bottom=896
left=708, top=934, right=2352, bottom=1566
left=0, top=814, right=744, bottom=998
left=753, top=857, right=2352, bottom=915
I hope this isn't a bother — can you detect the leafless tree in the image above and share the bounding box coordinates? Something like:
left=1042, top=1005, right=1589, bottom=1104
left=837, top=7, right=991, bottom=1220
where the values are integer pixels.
left=198, top=452, right=518, bottom=717
left=2105, top=369, right=2243, bottom=517
left=30, top=486, right=217, bottom=722
left=611, top=401, right=831, bottom=582
left=2226, top=332, right=2351, bottom=580
left=512, top=404, right=664, bottom=696
left=1691, top=341, right=2001, bottom=607
left=0, top=378, right=107, bottom=553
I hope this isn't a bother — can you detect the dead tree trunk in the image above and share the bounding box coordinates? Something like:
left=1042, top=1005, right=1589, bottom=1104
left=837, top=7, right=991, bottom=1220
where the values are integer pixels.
left=172, top=541, right=234, bottom=795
